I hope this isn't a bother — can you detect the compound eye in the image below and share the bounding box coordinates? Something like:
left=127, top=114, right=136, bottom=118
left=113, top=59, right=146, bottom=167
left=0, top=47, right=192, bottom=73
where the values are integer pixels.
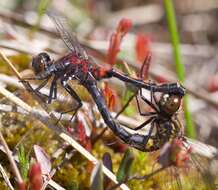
left=32, top=52, right=51, bottom=74
left=39, top=52, right=51, bottom=63
left=160, top=94, right=181, bottom=115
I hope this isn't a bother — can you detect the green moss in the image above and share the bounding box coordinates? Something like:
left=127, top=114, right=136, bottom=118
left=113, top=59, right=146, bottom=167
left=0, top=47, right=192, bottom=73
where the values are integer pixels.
left=0, top=181, right=8, bottom=190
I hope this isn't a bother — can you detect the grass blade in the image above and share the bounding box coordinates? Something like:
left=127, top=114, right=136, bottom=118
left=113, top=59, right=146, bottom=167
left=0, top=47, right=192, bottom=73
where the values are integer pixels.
left=164, top=0, right=196, bottom=138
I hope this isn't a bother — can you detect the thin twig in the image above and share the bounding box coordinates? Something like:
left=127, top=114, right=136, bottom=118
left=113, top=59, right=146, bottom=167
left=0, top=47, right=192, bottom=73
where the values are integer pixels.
left=0, top=164, right=14, bottom=190
left=0, top=51, right=22, bottom=80
left=0, top=128, right=23, bottom=185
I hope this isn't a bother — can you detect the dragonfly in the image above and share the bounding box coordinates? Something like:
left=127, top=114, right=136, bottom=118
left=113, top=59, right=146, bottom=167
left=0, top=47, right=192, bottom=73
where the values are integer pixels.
left=23, top=13, right=186, bottom=152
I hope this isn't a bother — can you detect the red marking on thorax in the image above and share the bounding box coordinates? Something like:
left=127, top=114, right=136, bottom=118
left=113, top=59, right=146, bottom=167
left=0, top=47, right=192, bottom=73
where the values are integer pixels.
left=81, top=60, right=89, bottom=73
left=70, top=54, right=81, bottom=65
left=69, top=54, right=89, bottom=73
left=69, top=53, right=110, bottom=76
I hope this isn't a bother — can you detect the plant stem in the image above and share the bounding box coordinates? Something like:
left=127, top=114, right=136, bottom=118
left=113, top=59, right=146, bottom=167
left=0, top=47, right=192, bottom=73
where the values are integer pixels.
left=0, top=130, right=24, bottom=187
left=164, top=0, right=196, bottom=138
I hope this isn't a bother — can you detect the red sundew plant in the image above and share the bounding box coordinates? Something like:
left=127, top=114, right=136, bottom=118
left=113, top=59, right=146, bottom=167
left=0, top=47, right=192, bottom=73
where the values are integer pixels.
left=154, top=75, right=169, bottom=83
left=208, top=76, right=218, bottom=92
left=169, top=138, right=192, bottom=168
left=102, top=82, right=116, bottom=111
left=153, top=138, right=218, bottom=189
left=105, top=18, right=132, bottom=115
left=18, top=182, right=26, bottom=190
left=158, top=138, right=192, bottom=169
left=76, top=121, right=92, bottom=152
left=135, top=34, right=151, bottom=63
left=107, top=18, right=132, bottom=65
left=117, top=19, right=132, bottom=36
left=29, top=162, right=43, bottom=190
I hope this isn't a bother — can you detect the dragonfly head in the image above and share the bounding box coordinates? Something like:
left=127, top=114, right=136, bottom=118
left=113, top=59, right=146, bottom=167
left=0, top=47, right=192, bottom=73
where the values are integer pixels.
left=159, top=93, right=182, bottom=116
left=32, top=52, right=52, bottom=75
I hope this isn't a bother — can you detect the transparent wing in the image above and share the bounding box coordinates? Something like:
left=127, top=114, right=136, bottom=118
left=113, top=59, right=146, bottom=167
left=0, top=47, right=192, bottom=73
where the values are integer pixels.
left=48, top=12, right=88, bottom=60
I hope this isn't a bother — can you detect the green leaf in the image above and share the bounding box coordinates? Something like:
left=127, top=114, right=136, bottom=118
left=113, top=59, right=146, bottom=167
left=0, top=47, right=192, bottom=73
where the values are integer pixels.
left=116, top=149, right=134, bottom=183
left=18, top=145, right=29, bottom=180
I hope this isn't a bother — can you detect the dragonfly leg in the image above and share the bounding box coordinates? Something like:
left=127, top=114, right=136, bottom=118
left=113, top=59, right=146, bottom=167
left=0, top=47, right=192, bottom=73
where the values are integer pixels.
left=34, top=77, right=50, bottom=91
left=115, top=91, right=137, bottom=119
left=47, top=77, right=58, bottom=104
left=21, top=76, right=51, bottom=102
left=115, top=87, right=156, bottom=119
left=125, top=120, right=157, bottom=151
left=122, top=116, right=155, bottom=131
left=58, top=80, right=82, bottom=123
left=137, top=88, right=159, bottom=114
left=143, top=120, right=155, bottom=144
left=151, top=87, right=159, bottom=107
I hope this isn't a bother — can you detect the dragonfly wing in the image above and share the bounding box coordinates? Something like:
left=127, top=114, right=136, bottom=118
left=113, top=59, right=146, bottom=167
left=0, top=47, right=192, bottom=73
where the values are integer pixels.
left=48, top=13, right=88, bottom=60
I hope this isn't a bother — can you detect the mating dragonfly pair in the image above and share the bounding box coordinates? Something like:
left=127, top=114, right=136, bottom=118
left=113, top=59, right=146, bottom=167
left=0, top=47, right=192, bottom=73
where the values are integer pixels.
left=24, top=14, right=185, bottom=152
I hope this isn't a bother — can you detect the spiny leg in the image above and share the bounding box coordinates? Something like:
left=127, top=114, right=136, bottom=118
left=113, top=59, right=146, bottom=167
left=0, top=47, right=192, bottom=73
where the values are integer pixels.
left=21, top=77, right=51, bottom=102
left=53, top=79, right=57, bottom=99
left=34, top=77, right=50, bottom=91
left=107, top=53, right=152, bottom=119
left=122, top=116, right=155, bottom=131
left=139, top=88, right=159, bottom=112
left=126, top=120, right=156, bottom=151
left=48, top=77, right=58, bottom=104
left=57, top=80, right=82, bottom=123
left=115, top=91, right=137, bottom=119
left=151, top=89, right=159, bottom=106
left=115, top=87, right=157, bottom=119
left=114, top=53, right=151, bottom=119
left=136, top=89, right=157, bottom=116
left=143, top=120, right=155, bottom=145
